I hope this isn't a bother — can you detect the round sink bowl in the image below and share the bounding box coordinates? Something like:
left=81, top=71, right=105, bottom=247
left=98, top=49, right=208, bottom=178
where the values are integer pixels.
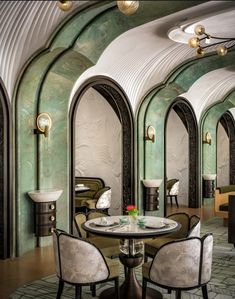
left=28, top=188, right=63, bottom=203
left=202, top=174, right=217, bottom=180
left=142, top=179, right=163, bottom=188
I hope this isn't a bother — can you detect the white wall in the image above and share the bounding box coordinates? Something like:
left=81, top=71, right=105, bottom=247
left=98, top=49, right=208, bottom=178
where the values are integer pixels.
left=217, top=123, right=229, bottom=187
left=166, top=110, right=189, bottom=206
left=75, top=88, right=122, bottom=215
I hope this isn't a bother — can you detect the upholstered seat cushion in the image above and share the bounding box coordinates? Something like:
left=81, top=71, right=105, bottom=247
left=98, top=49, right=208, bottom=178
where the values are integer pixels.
left=105, top=257, right=120, bottom=278
left=145, top=237, right=176, bottom=257
left=84, top=199, right=97, bottom=209
left=219, top=203, right=229, bottom=211
left=75, top=197, right=92, bottom=208
left=88, top=237, right=120, bottom=257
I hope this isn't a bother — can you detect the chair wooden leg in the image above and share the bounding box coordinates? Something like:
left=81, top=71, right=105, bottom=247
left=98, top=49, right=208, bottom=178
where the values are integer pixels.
left=175, top=195, right=179, bottom=208
left=167, top=289, right=172, bottom=294
left=115, top=277, right=120, bottom=299
left=75, top=285, right=82, bottom=299
left=142, top=278, right=147, bottom=299
left=56, top=279, right=64, bottom=299
left=170, top=196, right=173, bottom=206
left=175, top=289, right=181, bottom=299
left=202, top=285, right=208, bottom=299
left=144, top=254, right=148, bottom=263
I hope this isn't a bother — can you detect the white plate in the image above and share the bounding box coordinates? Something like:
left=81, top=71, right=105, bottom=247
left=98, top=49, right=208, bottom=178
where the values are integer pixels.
left=145, top=222, right=166, bottom=229
left=92, top=218, right=118, bottom=227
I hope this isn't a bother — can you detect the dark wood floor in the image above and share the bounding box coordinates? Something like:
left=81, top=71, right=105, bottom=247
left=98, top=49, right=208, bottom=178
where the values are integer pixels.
left=0, top=203, right=215, bottom=299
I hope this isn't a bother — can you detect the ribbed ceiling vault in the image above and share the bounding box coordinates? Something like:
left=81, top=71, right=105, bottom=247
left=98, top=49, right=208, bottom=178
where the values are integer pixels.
left=0, top=0, right=81, bottom=98
left=72, top=1, right=235, bottom=116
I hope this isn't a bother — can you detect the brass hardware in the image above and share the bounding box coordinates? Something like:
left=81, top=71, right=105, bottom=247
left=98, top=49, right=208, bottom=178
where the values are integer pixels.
left=145, top=125, right=155, bottom=143
left=49, top=204, right=55, bottom=210
left=50, top=216, right=55, bottom=221
left=203, top=132, right=212, bottom=145
left=34, top=112, right=52, bottom=138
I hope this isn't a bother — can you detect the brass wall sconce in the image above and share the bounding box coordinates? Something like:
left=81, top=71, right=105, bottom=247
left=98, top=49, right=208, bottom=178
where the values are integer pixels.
left=34, top=113, right=52, bottom=138
left=203, top=132, right=212, bottom=145
left=145, top=125, right=155, bottom=143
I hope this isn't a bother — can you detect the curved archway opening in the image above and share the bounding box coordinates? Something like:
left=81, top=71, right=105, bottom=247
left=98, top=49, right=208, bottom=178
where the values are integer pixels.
left=165, top=98, right=199, bottom=212
left=70, top=78, right=134, bottom=230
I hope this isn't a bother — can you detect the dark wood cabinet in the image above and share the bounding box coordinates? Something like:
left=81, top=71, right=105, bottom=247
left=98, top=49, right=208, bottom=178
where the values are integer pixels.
left=203, top=179, right=215, bottom=198
left=144, top=187, right=159, bottom=211
left=35, top=202, right=56, bottom=237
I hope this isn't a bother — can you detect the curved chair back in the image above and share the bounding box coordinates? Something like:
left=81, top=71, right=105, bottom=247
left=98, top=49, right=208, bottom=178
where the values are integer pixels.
left=166, top=179, right=179, bottom=195
left=74, top=212, right=87, bottom=238
left=167, top=212, right=190, bottom=239
left=149, top=234, right=213, bottom=289
left=53, top=229, right=109, bottom=284
left=188, top=215, right=201, bottom=237
left=96, top=189, right=112, bottom=209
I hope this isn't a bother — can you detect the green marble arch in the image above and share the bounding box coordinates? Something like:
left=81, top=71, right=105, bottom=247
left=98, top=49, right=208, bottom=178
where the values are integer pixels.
left=15, top=1, right=202, bottom=256
left=137, top=51, right=235, bottom=215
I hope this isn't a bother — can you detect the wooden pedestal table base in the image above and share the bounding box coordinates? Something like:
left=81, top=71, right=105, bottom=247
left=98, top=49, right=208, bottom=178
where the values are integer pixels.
left=100, top=253, right=162, bottom=299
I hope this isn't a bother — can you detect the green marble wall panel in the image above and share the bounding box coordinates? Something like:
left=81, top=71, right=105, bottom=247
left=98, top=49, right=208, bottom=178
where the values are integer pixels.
left=140, top=84, right=184, bottom=216
left=38, top=51, right=93, bottom=235
left=201, top=93, right=235, bottom=183
left=16, top=48, right=65, bottom=255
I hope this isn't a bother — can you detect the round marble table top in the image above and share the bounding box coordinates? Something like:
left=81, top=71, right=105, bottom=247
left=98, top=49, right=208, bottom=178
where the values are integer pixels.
left=82, top=215, right=180, bottom=239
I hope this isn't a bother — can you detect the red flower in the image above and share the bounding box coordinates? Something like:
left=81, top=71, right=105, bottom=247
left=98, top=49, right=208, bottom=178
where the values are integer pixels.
left=127, top=205, right=136, bottom=211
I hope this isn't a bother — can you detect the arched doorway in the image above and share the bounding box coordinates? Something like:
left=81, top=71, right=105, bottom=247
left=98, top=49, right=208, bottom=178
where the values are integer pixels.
left=70, top=77, right=134, bottom=229
left=218, top=111, right=235, bottom=185
left=165, top=98, right=198, bottom=210
left=0, top=79, right=11, bottom=259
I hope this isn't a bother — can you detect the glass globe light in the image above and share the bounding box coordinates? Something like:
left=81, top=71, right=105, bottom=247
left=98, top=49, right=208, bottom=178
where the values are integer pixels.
left=194, top=24, right=205, bottom=35
left=188, top=37, right=200, bottom=48
left=57, top=0, right=73, bottom=12
left=196, top=47, right=205, bottom=57
left=217, top=45, right=227, bottom=56
left=117, top=1, right=139, bottom=16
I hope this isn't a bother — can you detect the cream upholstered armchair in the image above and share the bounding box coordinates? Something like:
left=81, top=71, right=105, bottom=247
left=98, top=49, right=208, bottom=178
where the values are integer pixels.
left=53, top=229, right=120, bottom=299
left=144, top=213, right=200, bottom=261
left=142, top=234, right=213, bottom=299
left=84, top=188, right=112, bottom=213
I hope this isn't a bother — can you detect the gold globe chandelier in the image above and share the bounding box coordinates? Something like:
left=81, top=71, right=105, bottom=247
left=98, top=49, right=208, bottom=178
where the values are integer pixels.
left=188, top=24, right=235, bottom=57
left=57, top=0, right=73, bottom=12
left=57, top=0, right=139, bottom=15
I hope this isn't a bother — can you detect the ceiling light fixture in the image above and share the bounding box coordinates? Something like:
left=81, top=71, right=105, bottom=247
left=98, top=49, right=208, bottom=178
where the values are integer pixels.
left=117, top=1, right=139, bottom=16
left=188, top=24, right=235, bottom=57
left=57, top=0, right=73, bottom=12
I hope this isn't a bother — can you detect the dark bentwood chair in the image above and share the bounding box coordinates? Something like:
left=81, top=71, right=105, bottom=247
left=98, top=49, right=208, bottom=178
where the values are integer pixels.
left=52, top=229, right=120, bottom=299
left=166, top=179, right=179, bottom=207
left=142, top=234, right=213, bottom=299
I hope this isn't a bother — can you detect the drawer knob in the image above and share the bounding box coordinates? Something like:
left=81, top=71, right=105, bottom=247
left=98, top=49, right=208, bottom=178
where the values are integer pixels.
left=49, top=204, right=55, bottom=210
left=50, top=216, right=55, bottom=221
left=50, top=227, right=54, bottom=233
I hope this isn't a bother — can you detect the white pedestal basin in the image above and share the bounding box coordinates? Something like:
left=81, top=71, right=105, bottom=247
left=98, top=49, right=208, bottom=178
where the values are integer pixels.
left=28, top=188, right=63, bottom=203
left=142, top=179, right=163, bottom=188
left=202, top=174, right=217, bottom=181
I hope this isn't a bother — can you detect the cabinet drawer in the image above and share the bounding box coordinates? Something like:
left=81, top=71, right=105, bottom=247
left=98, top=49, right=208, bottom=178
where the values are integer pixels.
left=35, top=202, right=56, bottom=213
left=36, top=212, right=56, bottom=225
left=35, top=223, right=56, bottom=237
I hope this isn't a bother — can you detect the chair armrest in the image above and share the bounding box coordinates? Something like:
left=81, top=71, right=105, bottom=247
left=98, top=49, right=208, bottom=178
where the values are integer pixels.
left=94, top=187, right=111, bottom=199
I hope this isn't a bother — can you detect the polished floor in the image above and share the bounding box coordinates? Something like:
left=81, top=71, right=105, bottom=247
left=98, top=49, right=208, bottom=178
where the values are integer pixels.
left=0, top=203, right=215, bottom=299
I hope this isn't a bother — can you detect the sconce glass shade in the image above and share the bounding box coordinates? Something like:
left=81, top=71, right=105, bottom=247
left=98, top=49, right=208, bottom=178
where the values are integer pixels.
left=188, top=37, right=200, bottom=48
left=117, top=1, right=139, bottom=16
left=203, top=132, right=212, bottom=145
left=194, top=24, right=205, bottom=35
left=36, top=113, right=52, bottom=133
left=57, top=0, right=73, bottom=12
left=145, top=125, right=155, bottom=143
left=217, top=45, right=228, bottom=56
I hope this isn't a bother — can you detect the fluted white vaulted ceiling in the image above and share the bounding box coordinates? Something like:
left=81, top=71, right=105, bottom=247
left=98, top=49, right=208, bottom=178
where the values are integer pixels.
left=72, top=1, right=235, bottom=116
left=0, top=0, right=82, bottom=98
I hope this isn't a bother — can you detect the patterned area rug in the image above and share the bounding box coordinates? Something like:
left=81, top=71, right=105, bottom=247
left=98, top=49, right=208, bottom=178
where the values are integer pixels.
left=10, top=217, right=235, bottom=299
